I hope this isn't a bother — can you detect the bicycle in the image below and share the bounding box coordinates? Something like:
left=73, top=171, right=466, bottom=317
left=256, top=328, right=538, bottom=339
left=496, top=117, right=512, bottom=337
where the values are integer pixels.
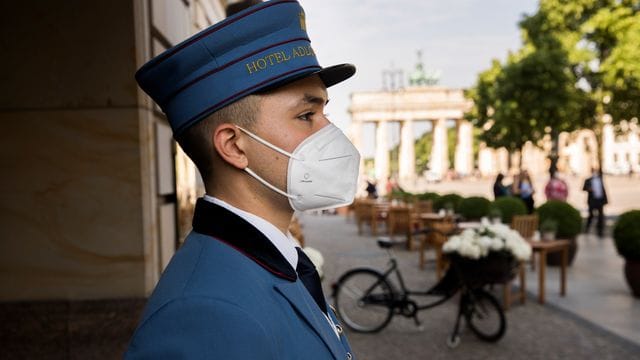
left=331, top=235, right=507, bottom=347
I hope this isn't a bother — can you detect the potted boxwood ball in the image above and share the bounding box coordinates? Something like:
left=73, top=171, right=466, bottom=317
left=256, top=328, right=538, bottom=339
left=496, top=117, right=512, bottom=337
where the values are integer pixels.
left=434, top=193, right=464, bottom=213
left=613, top=210, right=640, bottom=297
left=458, top=196, right=491, bottom=221
left=490, top=197, right=527, bottom=225
left=536, top=200, right=582, bottom=266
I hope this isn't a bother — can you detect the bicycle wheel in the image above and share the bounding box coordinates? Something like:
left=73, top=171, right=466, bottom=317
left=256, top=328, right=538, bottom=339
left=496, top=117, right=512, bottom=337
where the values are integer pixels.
left=334, top=269, right=395, bottom=333
left=464, top=288, right=506, bottom=342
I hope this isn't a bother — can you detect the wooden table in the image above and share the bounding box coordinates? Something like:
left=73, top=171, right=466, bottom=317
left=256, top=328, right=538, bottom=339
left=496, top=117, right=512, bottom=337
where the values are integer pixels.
left=419, top=213, right=447, bottom=221
left=456, top=221, right=482, bottom=230
left=529, top=239, right=570, bottom=304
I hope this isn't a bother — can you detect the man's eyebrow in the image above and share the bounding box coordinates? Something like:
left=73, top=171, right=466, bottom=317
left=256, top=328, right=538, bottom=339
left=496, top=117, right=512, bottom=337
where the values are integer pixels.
left=301, top=93, right=329, bottom=106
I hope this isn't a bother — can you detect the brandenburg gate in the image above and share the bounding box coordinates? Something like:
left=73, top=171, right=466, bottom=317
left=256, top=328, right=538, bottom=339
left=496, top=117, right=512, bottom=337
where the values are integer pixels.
left=349, top=85, right=472, bottom=193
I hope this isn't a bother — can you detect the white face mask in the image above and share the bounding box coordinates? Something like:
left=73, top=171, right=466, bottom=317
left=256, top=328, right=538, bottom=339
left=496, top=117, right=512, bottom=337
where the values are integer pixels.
left=237, top=124, right=361, bottom=211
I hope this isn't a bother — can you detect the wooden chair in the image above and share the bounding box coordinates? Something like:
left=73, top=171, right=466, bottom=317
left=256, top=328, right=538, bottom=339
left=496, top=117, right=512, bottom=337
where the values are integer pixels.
left=419, top=216, right=457, bottom=279
left=354, top=199, right=389, bottom=236
left=511, top=214, right=539, bottom=240
left=354, top=199, right=373, bottom=235
left=371, top=203, right=389, bottom=236
left=387, top=206, right=419, bottom=250
left=511, top=214, right=540, bottom=270
left=413, top=200, right=434, bottom=215
left=502, top=214, right=539, bottom=309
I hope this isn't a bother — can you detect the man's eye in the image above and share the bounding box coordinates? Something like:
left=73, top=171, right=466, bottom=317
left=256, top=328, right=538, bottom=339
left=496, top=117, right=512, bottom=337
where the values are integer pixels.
left=298, top=112, right=314, bottom=121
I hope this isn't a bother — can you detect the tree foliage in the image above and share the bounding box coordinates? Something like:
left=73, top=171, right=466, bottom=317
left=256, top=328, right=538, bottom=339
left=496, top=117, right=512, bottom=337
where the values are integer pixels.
left=466, top=0, right=640, bottom=162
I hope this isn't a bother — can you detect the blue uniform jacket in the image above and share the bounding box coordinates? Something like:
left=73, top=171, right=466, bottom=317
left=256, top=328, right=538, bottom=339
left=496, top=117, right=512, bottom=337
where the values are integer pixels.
left=125, top=199, right=353, bottom=359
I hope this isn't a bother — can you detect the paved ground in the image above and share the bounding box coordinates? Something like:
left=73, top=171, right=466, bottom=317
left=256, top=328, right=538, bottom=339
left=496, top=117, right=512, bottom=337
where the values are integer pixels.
left=525, top=232, right=640, bottom=346
left=301, top=212, right=640, bottom=360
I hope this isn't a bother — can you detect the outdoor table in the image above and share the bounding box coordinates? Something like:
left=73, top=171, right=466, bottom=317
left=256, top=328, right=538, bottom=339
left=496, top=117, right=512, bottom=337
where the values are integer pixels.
left=419, top=213, right=447, bottom=221
left=456, top=221, right=482, bottom=230
left=528, top=239, right=570, bottom=304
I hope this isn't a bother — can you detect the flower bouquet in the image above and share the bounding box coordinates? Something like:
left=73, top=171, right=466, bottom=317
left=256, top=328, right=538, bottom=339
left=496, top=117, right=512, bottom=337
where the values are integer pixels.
left=443, top=219, right=532, bottom=287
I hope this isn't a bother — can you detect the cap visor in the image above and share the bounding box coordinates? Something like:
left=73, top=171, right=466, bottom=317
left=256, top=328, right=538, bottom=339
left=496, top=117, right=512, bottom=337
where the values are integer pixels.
left=317, top=63, right=356, bottom=88
left=257, top=63, right=356, bottom=94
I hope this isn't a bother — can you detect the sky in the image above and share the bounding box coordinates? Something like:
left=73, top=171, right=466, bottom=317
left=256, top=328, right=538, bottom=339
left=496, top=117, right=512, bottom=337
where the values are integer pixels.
left=301, top=0, right=540, bottom=155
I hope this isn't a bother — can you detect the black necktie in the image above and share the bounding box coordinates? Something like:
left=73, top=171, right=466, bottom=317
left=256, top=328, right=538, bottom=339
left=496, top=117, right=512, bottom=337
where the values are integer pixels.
left=296, top=247, right=327, bottom=314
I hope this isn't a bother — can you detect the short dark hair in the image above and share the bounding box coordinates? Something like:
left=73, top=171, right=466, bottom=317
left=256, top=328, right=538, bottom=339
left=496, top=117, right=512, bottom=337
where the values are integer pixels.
left=175, top=95, right=260, bottom=183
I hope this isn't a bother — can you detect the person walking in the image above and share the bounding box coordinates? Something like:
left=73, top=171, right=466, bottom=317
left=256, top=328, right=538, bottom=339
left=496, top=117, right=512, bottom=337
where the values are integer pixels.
left=365, top=179, right=378, bottom=199
left=544, top=169, right=569, bottom=201
left=125, top=1, right=359, bottom=359
left=513, top=170, right=535, bottom=214
left=492, top=173, right=510, bottom=199
left=583, top=167, right=608, bottom=237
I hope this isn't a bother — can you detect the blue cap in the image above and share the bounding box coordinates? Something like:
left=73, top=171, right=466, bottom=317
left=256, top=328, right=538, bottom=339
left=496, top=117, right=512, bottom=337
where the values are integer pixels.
left=135, top=0, right=356, bottom=136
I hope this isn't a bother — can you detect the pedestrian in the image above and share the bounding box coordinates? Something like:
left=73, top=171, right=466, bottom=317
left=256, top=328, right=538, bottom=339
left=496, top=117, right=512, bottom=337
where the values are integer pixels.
left=513, top=170, right=535, bottom=214
left=365, top=179, right=378, bottom=199
left=544, top=169, right=569, bottom=201
left=125, top=1, right=359, bottom=359
left=583, top=167, right=608, bottom=237
left=492, top=173, right=510, bottom=199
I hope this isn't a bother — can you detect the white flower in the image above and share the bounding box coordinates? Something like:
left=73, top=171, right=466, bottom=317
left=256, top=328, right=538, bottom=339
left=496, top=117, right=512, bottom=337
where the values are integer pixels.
left=443, top=223, right=532, bottom=261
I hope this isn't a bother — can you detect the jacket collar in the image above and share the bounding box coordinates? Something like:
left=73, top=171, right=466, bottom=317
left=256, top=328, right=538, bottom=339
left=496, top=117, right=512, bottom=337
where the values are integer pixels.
left=192, top=198, right=297, bottom=281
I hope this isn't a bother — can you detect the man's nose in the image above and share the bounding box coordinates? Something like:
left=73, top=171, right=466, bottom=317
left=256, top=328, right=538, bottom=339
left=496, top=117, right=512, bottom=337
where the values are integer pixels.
left=315, top=115, right=331, bottom=131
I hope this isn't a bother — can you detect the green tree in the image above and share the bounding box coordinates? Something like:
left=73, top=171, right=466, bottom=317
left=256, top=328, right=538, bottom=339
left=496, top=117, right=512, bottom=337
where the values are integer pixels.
left=467, top=0, right=639, bottom=171
left=588, top=4, right=640, bottom=121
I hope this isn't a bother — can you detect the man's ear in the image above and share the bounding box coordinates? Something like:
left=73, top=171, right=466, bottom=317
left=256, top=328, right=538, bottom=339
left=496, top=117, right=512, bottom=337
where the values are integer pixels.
left=212, top=123, right=248, bottom=170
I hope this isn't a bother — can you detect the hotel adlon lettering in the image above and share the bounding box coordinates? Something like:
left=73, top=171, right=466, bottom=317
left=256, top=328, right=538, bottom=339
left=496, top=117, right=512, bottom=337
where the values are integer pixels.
left=245, top=45, right=315, bottom=75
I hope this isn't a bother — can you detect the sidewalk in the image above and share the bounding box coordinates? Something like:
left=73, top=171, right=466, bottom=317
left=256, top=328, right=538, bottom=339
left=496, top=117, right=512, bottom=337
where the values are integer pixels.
left=301, top=213, right=640, bottom=359
left=524, top=232, right=640, bottom=346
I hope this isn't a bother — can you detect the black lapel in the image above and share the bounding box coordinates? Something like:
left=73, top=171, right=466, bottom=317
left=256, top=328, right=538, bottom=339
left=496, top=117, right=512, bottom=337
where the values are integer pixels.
left=192, top=198, right=297, bottom=281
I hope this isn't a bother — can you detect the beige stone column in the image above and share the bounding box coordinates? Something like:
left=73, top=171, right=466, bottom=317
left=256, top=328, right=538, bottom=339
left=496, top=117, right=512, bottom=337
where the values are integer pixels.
left=602, top=115, right=615, bottom=173
left=454, top=119, right=473, bottom=176
left=497, top=147, right=509, bottom=174
left=477, top=142, right=494, bottom=177
left=429, top=118, right=449, bottom=178
left=375, top=120, right=390, bottom=193
left=629, top=125, right=640, bottom=173
left=398, top=119, right=416, bottom=180
left=349, top=120, right=364, bottom=155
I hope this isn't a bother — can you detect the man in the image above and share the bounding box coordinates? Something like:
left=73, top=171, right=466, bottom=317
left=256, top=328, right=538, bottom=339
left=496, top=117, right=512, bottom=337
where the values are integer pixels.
left=125, top=1, right=359, bottom=359
left=583, top=167, right=608, bottom=237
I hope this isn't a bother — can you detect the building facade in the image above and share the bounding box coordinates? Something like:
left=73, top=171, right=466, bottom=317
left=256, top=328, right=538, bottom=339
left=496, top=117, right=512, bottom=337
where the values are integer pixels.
left=1, top=0, right=225, bottom=356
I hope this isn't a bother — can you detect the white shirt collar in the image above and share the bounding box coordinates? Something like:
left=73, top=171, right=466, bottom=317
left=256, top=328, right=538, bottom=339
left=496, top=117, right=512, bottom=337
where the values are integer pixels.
left=202, top=195, right=299, bottom=269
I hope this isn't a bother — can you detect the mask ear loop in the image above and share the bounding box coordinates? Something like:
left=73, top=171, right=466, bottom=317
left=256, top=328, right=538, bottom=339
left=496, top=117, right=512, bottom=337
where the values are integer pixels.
left=236, top=126, right=304, bottom=161
left=235, top=126, right=301, bottom=200
left=244, top=168, right=300, bottom=200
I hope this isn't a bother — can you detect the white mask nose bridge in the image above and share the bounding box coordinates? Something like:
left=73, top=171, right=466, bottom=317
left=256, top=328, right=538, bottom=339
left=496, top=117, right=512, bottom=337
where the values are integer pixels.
left=236, top=126, right=303, bottom=161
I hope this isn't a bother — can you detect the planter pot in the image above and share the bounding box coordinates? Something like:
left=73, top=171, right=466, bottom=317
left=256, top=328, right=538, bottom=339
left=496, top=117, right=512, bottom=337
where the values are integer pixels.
left=449, top=252, right=518, bottom=288
left=546, top=236, right=578, bottom=266
left=624, top=259, right=640, bottom=298
left=542, top=232, right=556, bottom=241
